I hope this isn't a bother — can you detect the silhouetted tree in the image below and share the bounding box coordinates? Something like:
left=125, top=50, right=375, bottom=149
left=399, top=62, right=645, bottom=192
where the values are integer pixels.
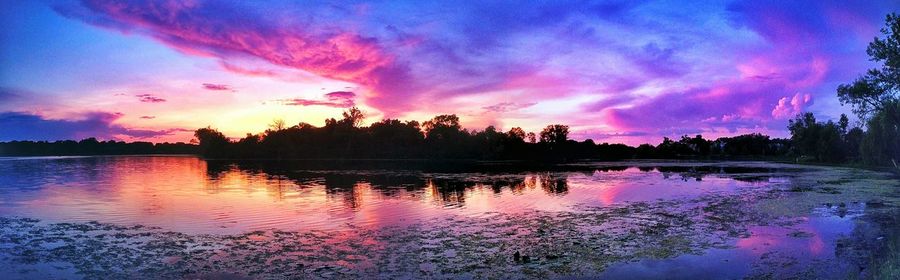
left=0, top=140, right=196, bottom=156
left=423, top=115, right=461, bottom=133
left=180, top=109, right=801, bottom=161
left=507, top=127, right=526, bottom=141
left=635, top=143, right=655, bottom=158
left=845, top=127, right=865, bottom=160
left=860, top=101, right=900, bottom=165
left=789, top=113, right=820, bottom=159
left=788, top=113, right=847, bottom=162
left=837, top=13, right=900, bottom=123
left=269, top=119, right=286, bottom=131
left=194, top=127, right=229, bottom=158
left=539, top=125, right=569, bottom=144
left=474, top=126, right=505, bottom=159
left=369, top=119, right=424, bottom=158
left=655, top=137, right=694, bottom=158
left=526, top=132, right=537, bottom=143
left=342, top=107, right=365, bottom=128
left=836, top=13, right=900, bottom=166
left=681, top=135, right=711, bottom=156
left=423, top=115, right=469, bottom=158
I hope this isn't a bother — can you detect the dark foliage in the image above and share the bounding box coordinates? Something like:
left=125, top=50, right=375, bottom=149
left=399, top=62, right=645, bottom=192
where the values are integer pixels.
left=0, top=138, right=196, bottom=156
left=788, top=113, right=857, bottom=162
left=833, top=13, right=900, bottom=167
left=189, top=107, right=792, bottom=161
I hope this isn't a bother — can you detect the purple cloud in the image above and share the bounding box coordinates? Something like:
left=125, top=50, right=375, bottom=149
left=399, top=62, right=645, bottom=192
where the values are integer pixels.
left=482, top=102, right=536, bottom=113
left=324, top=91, right=355, bottom=100
left=601, top=78, right=803, bottom=135
left=57, top=0, right=408, bottom=113
left=51, top=1, right=689, bottom=117
left=279, top=91, right=356, bottom=108
left=0, top=88, right=20, bottom=102
left=0, top=112, right=188, bottom=141
left=136, top=94, right=166, bottom=103
left=571, top=130, right=650, bottom=140
left=45, top=0, right=898, bottom=142
left=202, top=83, right=232, bottom=91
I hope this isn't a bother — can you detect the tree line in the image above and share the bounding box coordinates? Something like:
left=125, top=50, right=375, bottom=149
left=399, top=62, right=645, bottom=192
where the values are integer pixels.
left=191, top=13, right=899, bottom=167
left=0, top=138, right=197, bottom=156
left=192, top=108, right=793, bottom=161
left=788, top=13, right=899, bottom=167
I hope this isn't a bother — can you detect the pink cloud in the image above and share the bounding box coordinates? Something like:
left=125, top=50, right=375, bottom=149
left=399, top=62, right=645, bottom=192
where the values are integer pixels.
left=136, top=93, right=166, bottom=103
left=771, top=93, right=813, bottom=119
left=324, top=91, right=355, bottom=100
left=55, top=1, right=692, bottom=118
left=66, top=0, right=408, bottom=113
left=48, top=0, right=892, bottom=143
left=219, top=61, right=279, bottom=78
left=201, top=83, right=232, bottom=91
left=482, top=102, right=536, bottom=113
left=278, top=91, right=356, bottom=108
left=600, top=71, right=816, bottom=135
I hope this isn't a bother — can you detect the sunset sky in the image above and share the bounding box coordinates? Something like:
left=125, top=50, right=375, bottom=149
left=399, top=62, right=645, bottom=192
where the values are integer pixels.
left=1, top=0, right=897, bottom=145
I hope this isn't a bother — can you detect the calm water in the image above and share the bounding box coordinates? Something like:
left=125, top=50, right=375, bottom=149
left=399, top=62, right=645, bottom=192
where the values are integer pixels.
left=1, top=156, right=893, bottom=279
left=0, top=156, right=784, bottom=234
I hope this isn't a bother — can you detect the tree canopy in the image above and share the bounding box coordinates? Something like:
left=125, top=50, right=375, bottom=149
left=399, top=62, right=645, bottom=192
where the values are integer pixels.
left=837, top=13, right=899, bottom=123
left=834, top=13, right=900, bottom=167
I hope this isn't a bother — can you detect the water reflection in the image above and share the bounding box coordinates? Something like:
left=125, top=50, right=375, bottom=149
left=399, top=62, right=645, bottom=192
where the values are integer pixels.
left=600, top=203, right=874, bottom=279
left=0, top=156, right=792, bottom=234
left=1, top=157, right=894, bottom=279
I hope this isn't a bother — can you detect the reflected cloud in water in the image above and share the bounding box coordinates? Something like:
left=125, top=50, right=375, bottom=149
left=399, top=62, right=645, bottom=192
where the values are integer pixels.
left=0, top=157, right=794, bottom=234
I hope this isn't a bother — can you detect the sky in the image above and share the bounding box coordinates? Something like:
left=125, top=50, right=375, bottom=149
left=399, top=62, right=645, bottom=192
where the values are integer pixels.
left=1, top=0, right=897, bottom=145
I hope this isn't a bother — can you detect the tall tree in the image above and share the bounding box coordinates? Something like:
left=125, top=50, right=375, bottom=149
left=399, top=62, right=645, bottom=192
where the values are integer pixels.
left=837, top=13, right=899, bottom=123
left=837, top=13, right=900, bottom=166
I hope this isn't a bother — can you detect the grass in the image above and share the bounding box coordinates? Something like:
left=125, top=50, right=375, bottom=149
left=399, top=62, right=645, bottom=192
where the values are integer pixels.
left=868, top=251, right=900, bottom=279
left=865, top=225, right=900, bottom=280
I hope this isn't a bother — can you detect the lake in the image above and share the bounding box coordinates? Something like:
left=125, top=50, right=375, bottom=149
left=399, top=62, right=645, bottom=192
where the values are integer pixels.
left=0, top=156, right=897, bottom=279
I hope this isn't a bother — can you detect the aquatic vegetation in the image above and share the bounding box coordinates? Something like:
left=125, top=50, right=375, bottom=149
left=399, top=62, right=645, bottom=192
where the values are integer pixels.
left=1, top=161, right=897, bottom=279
